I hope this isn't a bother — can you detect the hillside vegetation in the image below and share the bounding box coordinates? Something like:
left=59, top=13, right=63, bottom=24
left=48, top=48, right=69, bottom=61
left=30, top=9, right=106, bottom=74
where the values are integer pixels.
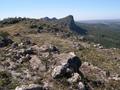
left=76, top=22, right=120, bottom=48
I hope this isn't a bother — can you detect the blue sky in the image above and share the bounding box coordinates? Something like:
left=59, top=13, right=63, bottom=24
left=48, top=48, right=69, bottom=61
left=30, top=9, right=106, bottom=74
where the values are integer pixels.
left=0, top=0, right=120, bottom=20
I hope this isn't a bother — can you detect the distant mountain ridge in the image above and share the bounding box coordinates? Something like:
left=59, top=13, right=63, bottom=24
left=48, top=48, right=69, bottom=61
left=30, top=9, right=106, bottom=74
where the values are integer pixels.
left=79, top=19, right=120, bottom=24
left=37, top=15, right=87, bottom=35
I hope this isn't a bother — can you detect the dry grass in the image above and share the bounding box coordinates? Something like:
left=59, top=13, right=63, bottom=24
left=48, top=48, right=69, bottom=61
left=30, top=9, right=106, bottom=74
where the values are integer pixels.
left=0, top=23, right=28, bottom=35
left=77, top=48, right=120, bottom=74
left=26, top=33, right=75, bottom=53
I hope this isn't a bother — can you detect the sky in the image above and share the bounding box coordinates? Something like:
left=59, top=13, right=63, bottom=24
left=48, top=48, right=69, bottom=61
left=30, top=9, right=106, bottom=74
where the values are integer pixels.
left=0, top=0, right=120, bottom=20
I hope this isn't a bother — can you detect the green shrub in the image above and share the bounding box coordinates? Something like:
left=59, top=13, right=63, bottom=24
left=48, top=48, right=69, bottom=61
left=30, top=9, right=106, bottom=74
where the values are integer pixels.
left=0, top=31, right=9, bottom=38
left=0, top=71, right=12, bottom=87
left=30, top=24, right=38, bottom=28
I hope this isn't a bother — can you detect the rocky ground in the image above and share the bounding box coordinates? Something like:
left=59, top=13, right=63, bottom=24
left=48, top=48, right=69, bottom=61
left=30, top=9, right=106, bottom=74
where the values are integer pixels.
left=0, top=35, right=119, bottom=90
left=0, top=16, right=120, bottom=90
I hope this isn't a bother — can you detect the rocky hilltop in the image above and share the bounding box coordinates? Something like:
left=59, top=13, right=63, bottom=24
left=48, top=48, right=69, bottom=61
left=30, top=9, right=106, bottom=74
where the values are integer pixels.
left=0, top=15, right=87, bottom=36
left=0, top=16, right=119, bottom=90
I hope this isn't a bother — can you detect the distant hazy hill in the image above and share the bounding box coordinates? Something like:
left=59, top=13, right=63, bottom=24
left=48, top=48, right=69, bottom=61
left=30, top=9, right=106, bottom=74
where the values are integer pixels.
left=79, top=19, right=120, bottom=24
left=76, top=20, right=120, bottom=48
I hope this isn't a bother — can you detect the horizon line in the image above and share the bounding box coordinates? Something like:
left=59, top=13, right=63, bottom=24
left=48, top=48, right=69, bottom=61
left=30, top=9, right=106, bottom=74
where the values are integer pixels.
left=0, top=16, right=120, bottom=21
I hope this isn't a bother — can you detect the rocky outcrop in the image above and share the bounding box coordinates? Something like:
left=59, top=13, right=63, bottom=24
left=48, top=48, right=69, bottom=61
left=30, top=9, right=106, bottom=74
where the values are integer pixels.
left=52, top=52, right=82, bottom=79
left=41, top=17, right=57, bottom=21
left=51, top=52, right=85, bottom=89
left=51, top=54, right=112, bottom=90
left=57, top=15, right=87, bottom=35
left=58, top=15, right=75, bottom=27
left=39, top=15, right=87, bottom=35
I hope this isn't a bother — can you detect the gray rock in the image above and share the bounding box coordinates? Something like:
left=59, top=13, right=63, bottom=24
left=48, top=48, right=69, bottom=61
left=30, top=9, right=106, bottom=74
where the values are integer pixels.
left=51, top=65, right=63, bottom=79
left=19, top=49, right=26, bottom=55
left=25, top=47, right=34, bottom=54
left=18, top=54, right=31, bottom=63
left=39, top=44, right=59, bottom=53
left=23, top=39, right=32, bottom=45
left=14, top=33, right=20, bottom=36
left=30, top=55, right=46, bottom=71
left=11, top=42, right=18, bottom=48
left=8, top=62, right=19, bottom=70
left=18, top=43, right=24, bottom=47
left=67, top=73, right=81, bottom=84
left=11, top=71, right=21, bottom=79
left=26, top=54, right=31, bottom=60
left=78, top=82, right=85, bottom=90
left=15, top=84, right=46, bottom=90
left=67, top=55, right=82, bottom=73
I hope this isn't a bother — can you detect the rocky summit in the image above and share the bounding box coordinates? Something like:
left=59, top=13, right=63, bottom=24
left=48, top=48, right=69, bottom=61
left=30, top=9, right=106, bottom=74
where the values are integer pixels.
left=0, top=16, right=119, bottom=90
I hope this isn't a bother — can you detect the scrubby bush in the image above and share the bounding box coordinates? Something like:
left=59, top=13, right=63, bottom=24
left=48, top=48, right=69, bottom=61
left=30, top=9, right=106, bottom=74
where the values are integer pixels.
left=30, top=24, right=38, bottom=29
left=0, top=17, right=26, bottom=25
left=0, top=71, right=11, bottom=87
left=0, top=31, right=9, bottom=37
left=0, top=31, right=13, bottom=47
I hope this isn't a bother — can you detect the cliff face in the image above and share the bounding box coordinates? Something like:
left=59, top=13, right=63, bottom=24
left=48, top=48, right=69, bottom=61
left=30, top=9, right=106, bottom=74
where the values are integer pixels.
left=57, top=15, right=87, bottom=35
